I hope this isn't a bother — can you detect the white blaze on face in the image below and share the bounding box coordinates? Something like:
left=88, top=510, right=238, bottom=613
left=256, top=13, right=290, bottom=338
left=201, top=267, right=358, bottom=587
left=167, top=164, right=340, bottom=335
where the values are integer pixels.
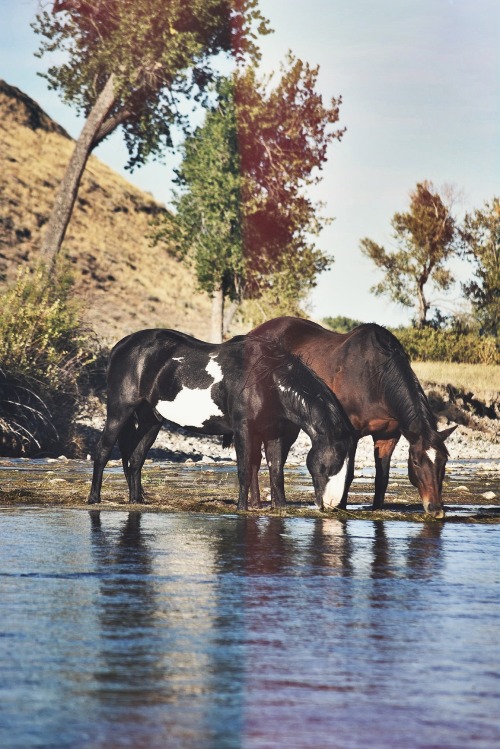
left=155, top=354, right=224, bottom=428
left=426, top=448, right=437, bottom=464
left=322, top=456, right=349, bottom=509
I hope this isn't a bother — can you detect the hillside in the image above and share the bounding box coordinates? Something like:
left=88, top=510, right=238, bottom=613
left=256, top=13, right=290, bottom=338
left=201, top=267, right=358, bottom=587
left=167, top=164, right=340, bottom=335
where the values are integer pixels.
left=0, top=80, right=211, bottom=346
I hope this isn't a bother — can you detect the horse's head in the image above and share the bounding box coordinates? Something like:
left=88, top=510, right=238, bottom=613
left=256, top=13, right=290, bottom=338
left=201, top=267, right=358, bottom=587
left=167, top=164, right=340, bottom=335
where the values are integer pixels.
left=306, top=438, right=354, bottom=511
left=407, top=425, right=457, bottom=518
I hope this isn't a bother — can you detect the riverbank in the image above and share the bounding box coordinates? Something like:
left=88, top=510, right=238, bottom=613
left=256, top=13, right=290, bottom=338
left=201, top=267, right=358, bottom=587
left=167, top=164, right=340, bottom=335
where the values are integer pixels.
left=76, top=404, right=500, bottom=467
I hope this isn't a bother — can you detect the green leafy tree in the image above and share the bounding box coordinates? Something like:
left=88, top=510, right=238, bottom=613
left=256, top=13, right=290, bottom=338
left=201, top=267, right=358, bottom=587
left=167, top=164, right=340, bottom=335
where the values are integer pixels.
left=360, top=182, right=460, bottom=327
left=33, top=0, right=269, bottom=274
left=156, top=56, right=344, bottom=340
left=160, top=78, right=244, bottom=341
left=460, top=197, right=500, bottom=337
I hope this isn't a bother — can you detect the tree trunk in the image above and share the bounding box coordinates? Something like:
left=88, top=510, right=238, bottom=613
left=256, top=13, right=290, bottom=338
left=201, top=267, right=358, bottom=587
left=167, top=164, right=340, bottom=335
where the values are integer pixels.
left=210, top=286, right=224, bottom=343
left=38, top=74, right=117, bottom=276
left=416, top=282, right=428, bottom=327
left=223, top=298, right=239, bottom=337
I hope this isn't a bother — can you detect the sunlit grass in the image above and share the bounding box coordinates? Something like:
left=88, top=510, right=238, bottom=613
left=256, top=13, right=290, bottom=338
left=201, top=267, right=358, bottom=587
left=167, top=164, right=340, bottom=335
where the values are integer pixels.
left=413, top=361, right=500, bottom=398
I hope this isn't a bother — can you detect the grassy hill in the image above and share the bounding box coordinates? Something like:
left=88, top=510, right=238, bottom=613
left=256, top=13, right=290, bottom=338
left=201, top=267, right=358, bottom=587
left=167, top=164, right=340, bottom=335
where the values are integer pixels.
left=0, top=79, right=211, bottom=346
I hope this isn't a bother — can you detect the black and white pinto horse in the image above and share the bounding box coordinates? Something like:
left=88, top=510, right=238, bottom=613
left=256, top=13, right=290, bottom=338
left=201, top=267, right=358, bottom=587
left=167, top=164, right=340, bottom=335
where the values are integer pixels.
left=88, top=329, right=356, bottom=511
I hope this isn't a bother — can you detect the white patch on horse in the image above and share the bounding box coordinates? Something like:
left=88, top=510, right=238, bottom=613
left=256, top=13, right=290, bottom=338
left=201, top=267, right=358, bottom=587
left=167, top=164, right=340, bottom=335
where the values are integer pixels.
left=206, top=355, right=223, bottom=383
left=155, top=354, right=224, bottom=428
left=322, top=456, right=349, bottom=509
left=156, top=386, right=223, bottom=428
left=172, top=356, right=184, bottom=362
left=426, top=448, right=437, bottom=464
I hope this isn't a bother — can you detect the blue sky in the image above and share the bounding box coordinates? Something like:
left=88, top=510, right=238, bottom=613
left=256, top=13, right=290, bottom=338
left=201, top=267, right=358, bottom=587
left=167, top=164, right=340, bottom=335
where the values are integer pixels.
left=1, top=0, right=499, bottom=326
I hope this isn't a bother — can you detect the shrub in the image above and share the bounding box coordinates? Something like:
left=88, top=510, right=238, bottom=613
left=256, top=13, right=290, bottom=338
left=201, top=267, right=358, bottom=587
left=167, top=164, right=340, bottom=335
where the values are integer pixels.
left=0, top=267, right=96, bottom=455
left=392, top=326, right=500, bottom=364
left=322, top=315, right=364, bottom=333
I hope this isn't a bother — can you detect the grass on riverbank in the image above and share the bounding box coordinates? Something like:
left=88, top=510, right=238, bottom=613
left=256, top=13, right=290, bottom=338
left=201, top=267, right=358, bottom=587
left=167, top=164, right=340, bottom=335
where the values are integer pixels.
left=412, top=361, right=500, bottom=400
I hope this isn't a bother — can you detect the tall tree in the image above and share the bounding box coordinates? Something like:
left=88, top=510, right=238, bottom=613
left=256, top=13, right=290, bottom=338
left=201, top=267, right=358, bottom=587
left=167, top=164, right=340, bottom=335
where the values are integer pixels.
left=460, top=197, right=500, bottom=336
left=156, top=57, right=344, bottom=340
left=33, top=0, right=269, bottom=274
left=360, top=182, right=460, bottom=327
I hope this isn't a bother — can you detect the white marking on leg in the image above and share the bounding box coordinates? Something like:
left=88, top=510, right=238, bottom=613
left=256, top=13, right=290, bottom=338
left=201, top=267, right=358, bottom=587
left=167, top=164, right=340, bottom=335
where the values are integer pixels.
left=156, top=386, right=223, bottom=428
left=322, top=456, right=349, bottom=509
left=426, top=448, right=437, bottom=464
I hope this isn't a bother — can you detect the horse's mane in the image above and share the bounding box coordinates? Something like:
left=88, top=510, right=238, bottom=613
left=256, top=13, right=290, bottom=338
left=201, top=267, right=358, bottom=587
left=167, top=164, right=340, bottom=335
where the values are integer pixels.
left=366, top=325, right=439, bottom=442
left=244, top=337, right=351, bottom=438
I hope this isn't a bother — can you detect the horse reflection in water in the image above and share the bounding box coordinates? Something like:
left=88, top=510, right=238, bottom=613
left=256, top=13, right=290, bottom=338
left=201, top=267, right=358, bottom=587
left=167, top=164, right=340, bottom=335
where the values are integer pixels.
left=85, top=512, right=445, bottom=747
left=210, top=515, right=443, bottom=579
left=88, top=511, right=165, bottom=707
left=88, top=329, right=355, bottom=511
left=250, top=316, right=457, bottom=518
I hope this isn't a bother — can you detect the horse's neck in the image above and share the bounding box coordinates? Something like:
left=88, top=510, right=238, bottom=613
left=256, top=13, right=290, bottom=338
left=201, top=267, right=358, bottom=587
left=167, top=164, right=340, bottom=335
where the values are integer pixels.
left=386, top=369, right=436, bottom=442
left=287, top=391, right=331, bottom=443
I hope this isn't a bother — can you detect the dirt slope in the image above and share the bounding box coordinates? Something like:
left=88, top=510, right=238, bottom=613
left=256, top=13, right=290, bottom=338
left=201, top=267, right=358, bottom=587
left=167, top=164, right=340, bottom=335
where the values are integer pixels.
left=0, top=79, right=211, bottom=346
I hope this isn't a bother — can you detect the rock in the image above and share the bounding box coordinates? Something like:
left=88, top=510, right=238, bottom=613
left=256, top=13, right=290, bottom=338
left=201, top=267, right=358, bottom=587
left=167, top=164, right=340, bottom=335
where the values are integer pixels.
left=482, top=490, right=497, bottom=500
left=456, top=485, right=470, bottom=492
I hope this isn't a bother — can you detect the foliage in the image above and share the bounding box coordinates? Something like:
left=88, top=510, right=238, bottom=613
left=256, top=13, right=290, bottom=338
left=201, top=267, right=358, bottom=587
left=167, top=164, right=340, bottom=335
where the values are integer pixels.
left=360, top=182, right=460, bottom=327
left=33, top=0, right=270, bottom=169
left=460, top=197, right=500, bottom=337
left=158, top=77, right=244, bottom=301
left=154, top=56, right=343, bottom=329
left=392, top=326, right=499, bottom=365
left=322, top=315, right=364, bottom=333
left=0, top=267, right=96, bottom=455
left=33, top=0, right=270, bottom=271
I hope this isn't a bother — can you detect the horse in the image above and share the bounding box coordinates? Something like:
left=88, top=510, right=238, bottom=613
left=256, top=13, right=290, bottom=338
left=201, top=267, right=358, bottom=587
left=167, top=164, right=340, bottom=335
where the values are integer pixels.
left=87, top=329, right=356, bottom=511
left=249, top=317, right=457, bottom=518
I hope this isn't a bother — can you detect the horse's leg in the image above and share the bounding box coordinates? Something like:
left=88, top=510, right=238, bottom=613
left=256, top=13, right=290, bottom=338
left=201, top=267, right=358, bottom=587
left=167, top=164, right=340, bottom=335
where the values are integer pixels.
left=117, top=404, right=162, bottom=503
left=372, top=433, right=401, bottom=510
left=117, top=414, right=137, bottom=491
left=234, top=428, right=261, bottom=511
left=127, top=417, right=162, bottom=504
left=337, top=438, right=358, bottom=510
left=265, top=424, right=299, bottom=509
left=249, top=445, right=262, bottom=509
left=88, top=404, right=136, bottom=504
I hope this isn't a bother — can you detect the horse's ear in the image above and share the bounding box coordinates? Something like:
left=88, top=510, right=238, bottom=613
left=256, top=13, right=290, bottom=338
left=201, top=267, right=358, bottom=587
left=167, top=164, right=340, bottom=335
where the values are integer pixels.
left=438, top=424, right=458, bottom=441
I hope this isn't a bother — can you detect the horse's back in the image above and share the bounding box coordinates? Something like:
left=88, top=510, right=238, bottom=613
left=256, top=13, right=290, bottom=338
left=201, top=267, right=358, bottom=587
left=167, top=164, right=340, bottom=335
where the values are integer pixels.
left=249, top=317, right=414, bottom=435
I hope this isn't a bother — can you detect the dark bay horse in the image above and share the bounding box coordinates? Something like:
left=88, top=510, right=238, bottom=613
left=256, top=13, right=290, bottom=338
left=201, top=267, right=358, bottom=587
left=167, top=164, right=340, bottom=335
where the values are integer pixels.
left=88, top=329, right=356, bottom=511
left=250, top=317, right=456, bottom=518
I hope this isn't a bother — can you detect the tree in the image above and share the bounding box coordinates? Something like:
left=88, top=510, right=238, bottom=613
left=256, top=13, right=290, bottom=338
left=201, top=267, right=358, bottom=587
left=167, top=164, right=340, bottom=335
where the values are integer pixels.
left=155, top=56, right=344, bottom=340
left=33, top=0, right=269, bottom=274
left=360, top=182, right=460, bottom=327
left=460, top=197, right=500, bottom=337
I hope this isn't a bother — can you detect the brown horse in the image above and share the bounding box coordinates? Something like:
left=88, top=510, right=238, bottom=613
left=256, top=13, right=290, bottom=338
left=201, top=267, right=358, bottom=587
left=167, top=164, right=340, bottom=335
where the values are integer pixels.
left=250, top=317, right=456, bottom=518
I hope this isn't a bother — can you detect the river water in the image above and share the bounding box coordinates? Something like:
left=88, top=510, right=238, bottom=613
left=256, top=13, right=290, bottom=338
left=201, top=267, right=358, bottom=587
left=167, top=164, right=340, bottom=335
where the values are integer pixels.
left=0, top=508, right=499, bottom=748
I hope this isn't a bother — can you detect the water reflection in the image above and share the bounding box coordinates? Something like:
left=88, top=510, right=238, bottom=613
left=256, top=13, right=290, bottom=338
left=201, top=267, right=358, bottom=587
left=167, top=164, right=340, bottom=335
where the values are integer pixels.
left=1, top=509, right=493, bottom=749
left=88, top=512, right=167, bottom=707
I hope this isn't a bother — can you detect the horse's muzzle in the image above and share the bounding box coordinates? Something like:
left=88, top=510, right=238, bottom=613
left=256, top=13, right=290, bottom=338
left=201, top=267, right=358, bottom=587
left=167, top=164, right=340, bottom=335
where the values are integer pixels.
left=425, top=502, right=445, bottom=519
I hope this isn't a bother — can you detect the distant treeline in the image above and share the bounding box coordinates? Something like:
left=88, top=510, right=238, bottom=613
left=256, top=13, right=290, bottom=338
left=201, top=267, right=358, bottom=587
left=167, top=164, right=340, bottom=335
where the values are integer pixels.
left=322, top=316, right=500, bottom=364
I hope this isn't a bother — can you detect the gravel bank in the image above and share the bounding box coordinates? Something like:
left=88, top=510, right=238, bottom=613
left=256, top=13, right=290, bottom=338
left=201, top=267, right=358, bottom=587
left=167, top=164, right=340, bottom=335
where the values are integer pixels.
left=80, top=411, right=500, bottom=468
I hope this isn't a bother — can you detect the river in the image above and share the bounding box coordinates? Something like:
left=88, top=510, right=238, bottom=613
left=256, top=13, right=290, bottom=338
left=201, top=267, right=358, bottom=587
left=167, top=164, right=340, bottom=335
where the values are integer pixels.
left=0, top=507, right=499, bottom=748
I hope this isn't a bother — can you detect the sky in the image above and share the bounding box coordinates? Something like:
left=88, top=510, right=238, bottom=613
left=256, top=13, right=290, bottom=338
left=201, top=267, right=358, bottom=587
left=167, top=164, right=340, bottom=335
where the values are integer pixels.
left=1, top=0, right=499, bottom=326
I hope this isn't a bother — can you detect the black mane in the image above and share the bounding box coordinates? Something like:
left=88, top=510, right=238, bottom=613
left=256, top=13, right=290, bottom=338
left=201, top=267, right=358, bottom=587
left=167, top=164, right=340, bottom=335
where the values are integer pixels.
left=273, top=350, right=352, bottom=439
left=367, top=325, right=438, bottom=441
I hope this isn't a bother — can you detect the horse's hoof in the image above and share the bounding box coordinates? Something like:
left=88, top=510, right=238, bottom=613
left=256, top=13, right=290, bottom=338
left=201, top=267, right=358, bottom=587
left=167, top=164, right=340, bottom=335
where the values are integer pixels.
left=87, top=497, right=101, bottom=505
